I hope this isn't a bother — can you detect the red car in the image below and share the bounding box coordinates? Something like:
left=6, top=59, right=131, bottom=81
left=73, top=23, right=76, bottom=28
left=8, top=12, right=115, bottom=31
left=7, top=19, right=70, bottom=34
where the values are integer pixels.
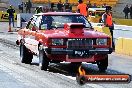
left=16, top=12, right=113, bottom=72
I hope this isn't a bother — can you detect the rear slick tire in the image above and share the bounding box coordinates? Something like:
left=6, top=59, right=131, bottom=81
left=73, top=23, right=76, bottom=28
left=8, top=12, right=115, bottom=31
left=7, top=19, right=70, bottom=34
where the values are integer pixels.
left=20, top=44, right=33, bottom=64
left=97, top=55, right=108, bottom=73
left=39, top=49, right=49, bottom=71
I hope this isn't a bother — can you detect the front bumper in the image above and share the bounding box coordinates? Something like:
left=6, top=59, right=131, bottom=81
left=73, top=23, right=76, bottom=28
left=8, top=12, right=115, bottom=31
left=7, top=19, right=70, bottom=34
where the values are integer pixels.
left=45, top=48, right=113, bottom=55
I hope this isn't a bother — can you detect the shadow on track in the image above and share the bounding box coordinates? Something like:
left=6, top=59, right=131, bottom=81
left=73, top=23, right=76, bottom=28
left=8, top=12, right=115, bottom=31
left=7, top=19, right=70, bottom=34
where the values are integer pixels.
left=31, top=61, right=130, bottom=78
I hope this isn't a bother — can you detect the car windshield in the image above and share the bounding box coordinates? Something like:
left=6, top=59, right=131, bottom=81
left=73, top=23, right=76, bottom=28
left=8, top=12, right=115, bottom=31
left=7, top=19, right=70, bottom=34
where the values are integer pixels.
left=41, top=15, right=92, bottom=29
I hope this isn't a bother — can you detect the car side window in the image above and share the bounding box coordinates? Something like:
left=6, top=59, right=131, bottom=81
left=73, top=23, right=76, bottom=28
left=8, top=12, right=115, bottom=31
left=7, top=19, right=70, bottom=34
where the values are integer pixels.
left=41, top=16, right=54, bottom=30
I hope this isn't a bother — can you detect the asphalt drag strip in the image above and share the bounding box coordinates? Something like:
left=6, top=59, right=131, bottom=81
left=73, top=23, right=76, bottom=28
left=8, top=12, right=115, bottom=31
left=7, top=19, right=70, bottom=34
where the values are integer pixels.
left=0, top=36, right=132, bottom=88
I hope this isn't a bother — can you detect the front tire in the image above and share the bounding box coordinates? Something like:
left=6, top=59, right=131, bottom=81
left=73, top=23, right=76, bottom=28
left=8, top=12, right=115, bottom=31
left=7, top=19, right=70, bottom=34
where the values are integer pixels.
left=97, top=55, right=108, bottom=72
left=20, top=44, right=33, bottom=64
left=39, top=49, right=49, bottom=71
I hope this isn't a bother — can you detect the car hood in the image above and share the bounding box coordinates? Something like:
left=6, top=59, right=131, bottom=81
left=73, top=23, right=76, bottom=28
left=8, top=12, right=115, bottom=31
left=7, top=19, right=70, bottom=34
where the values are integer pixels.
left=39, top=29, right=110, bottom=39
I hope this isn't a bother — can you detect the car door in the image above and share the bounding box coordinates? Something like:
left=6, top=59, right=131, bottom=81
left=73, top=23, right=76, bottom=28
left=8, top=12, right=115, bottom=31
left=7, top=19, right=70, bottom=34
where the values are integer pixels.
left=24, top=15, right=40, bottom=54
left=30, top=16, right=43, bottom=54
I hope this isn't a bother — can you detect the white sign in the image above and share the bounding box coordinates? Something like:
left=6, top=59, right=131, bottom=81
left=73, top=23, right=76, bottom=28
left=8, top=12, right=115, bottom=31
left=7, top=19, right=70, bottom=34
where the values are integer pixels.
left=75, top=51, right=86, bottom=56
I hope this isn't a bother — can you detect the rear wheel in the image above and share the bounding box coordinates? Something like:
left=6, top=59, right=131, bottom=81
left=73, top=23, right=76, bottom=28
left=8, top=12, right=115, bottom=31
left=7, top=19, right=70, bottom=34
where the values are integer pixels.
left=39, top=49, right=49, bottom=71
left=20, top=44, right=33, bottom=64
left=97, top=55, right=108, bottom=72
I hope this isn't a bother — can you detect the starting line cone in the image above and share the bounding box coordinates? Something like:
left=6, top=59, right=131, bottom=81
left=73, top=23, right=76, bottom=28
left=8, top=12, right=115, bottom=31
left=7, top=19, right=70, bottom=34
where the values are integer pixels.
left=8, top=24, right=12, bottom=32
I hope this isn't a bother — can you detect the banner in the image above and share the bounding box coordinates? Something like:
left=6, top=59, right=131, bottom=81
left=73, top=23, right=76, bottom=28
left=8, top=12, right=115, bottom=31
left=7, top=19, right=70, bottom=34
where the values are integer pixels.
left=76, top=66, right=131, bottom=85
left=0, top=11, right=17, bottom=22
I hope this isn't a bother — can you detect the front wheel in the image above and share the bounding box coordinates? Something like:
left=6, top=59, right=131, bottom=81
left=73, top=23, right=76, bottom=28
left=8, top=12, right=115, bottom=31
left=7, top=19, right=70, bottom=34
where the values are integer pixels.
left=97, top=55, right=108, bottom=72
left=39, top=49, right=49, bottom=71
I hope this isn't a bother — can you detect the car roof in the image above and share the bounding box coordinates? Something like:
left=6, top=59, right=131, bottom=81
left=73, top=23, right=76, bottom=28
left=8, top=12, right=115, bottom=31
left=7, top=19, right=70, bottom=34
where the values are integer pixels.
left=34, top=12, right=82, bottom=16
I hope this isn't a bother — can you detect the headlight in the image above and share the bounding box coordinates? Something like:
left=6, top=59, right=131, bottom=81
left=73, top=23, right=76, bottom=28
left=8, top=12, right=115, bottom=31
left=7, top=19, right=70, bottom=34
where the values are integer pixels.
left=96, top=38, right=107, bottom=45
left=51, top=39, right=64, bottom=45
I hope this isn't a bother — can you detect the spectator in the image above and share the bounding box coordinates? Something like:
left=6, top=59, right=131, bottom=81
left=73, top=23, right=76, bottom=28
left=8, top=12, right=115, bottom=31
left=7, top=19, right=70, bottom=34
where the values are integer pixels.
left=18, top=4, right=21, bottom=12
left=123, top=5, right=130, bottom=19
left=102, top=3, right=107, bottom=8
left=87, top=1, right=92, bottom=8
left=57, top=1, right=63, bottom=12
left=43, top=6, right=49, bottom=12
left=102, top=6, right=114, bottom=49
left=7, top=5, right=15, bottom=27
left=18, top=2, right=24, bottom=13
left=25, top=0, right=32, bottom=13
left=49, top=8, right=52, bottom=12
left=45, top=6, right=49, bottom=12
left=92, top=3, right=97, bottom=8
left=130, top=4, right=132, bottom=19
left=51, top=2, right=55, bottom=11
left=77, top=0, right=88, bottom=17
left=64, top=2, right=72, bottom=12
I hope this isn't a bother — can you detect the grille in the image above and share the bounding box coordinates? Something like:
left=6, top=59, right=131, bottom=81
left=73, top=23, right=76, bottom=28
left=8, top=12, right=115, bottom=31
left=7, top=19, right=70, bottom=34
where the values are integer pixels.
left=67, top=38, right=93, bottom=49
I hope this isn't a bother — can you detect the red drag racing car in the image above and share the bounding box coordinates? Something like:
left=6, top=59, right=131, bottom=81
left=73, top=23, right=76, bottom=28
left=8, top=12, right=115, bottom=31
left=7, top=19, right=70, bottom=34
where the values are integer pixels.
left=16, top=12, right=113, bottom=72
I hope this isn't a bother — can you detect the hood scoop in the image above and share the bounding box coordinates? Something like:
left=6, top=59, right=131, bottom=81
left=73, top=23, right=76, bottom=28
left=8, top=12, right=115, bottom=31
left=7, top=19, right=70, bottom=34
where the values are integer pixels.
left=64, top=23, right=85, bottom=35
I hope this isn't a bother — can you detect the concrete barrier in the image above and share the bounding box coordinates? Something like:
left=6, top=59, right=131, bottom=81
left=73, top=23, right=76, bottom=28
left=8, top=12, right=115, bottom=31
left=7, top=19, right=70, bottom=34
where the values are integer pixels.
left=93, top=26, right=111, bottom=37
left=113, top=18, right=132, bottom=26
left=115, top=37, right=132, bottom=56
left=115, top=37, right=123, bottom=54
left=123, top=38, right=132, bottom=56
